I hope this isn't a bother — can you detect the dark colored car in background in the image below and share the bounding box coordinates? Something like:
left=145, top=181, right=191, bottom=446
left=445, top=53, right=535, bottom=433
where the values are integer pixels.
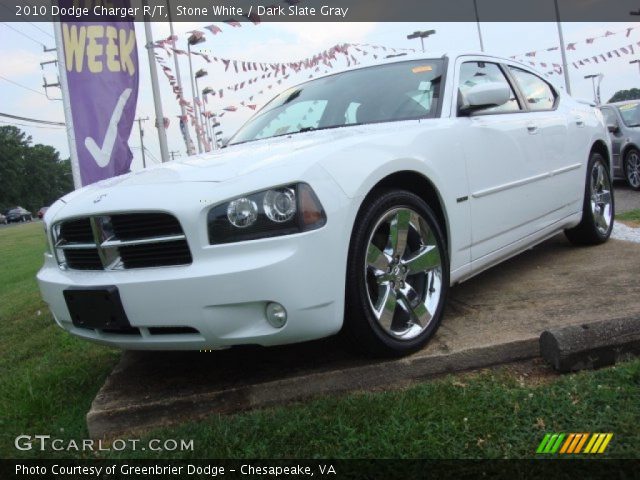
left=6, top=207, right=33, bottom=223
left=600, top=101, right=640, bottom=190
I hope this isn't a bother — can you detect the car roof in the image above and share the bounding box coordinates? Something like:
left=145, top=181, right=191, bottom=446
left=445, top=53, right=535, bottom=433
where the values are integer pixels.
left=305, top=51, right=544, bottom=84
left=606, top=100, right=640, bottom=107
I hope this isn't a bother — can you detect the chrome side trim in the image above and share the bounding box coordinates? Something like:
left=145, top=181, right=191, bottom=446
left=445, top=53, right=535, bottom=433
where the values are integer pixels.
left=471, top=163, right=582, bottom=199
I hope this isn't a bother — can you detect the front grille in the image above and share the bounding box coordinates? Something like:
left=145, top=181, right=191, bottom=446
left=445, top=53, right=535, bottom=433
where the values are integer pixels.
left=53, top=213, right=192, bottom=271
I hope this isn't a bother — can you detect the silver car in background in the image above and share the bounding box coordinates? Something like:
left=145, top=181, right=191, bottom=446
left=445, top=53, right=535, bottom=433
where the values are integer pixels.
left=600, top=101, right=640, bottom=190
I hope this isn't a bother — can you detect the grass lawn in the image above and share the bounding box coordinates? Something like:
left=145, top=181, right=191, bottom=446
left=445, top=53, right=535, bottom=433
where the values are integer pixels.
left=616, top=208, right=640, bottom=227
left=1, top=222, right=638, bottom=459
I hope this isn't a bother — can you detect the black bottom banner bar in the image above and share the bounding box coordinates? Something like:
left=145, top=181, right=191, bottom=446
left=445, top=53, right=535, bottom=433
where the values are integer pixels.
left=2, top=459, right=640, bottom=480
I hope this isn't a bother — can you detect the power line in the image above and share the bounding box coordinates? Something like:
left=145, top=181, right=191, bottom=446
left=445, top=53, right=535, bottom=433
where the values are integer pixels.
left=0, top=75, right=47, bottom=97
left=1, top=22, right=46, bottom=47
left=0, top=120, right=64, bottom=130
left=27, top=22, right=54, bottom=39
left=0, top=112, right=65, bottom=126
left=143, top=147, right=161, bottom=164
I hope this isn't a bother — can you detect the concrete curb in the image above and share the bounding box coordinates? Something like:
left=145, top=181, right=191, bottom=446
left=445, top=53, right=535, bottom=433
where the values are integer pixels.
left=86, top=235, right=640, bottom=440
left=87, top=337, right=538, bottom=439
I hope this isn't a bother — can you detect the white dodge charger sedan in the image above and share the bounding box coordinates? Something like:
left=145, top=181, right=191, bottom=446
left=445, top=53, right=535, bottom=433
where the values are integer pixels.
left=38, top=52, right=614, bottom=357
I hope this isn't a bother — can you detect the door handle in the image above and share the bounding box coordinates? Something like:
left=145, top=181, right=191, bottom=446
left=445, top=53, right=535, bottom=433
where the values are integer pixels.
left=526, top=123, right=539, bottom=134
left=575, top=116, right=585, bottom=127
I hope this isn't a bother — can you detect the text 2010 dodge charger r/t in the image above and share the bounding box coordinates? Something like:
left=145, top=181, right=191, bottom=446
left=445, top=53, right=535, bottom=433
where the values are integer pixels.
left=38, top=53, right=614, bottom=357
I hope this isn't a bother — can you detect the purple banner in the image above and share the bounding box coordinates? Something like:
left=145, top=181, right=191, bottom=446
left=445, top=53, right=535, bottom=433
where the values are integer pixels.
left=59, top=0, right=138, bottom=187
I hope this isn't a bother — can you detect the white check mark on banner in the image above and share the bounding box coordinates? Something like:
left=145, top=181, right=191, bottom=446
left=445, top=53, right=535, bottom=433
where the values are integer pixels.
left=84, top=88, right=132, bottom=168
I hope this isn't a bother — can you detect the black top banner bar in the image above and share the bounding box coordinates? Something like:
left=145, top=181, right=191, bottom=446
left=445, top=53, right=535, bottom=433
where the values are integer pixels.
left=4, top=0, right=640, bottom=22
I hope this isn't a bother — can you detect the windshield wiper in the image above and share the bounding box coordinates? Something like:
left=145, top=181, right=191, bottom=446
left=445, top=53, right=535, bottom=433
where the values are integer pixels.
left=627, top=123, right=640, bottom=127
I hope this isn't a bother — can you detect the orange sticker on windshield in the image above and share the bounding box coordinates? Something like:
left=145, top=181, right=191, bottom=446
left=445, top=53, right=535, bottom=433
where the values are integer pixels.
left=412, top=65, right=433, bottom=73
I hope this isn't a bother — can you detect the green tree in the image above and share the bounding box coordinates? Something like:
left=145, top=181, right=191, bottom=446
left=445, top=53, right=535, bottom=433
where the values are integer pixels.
left=0, top=126, right=73, bottom=214
left=608, top=88, right=640, bottom=103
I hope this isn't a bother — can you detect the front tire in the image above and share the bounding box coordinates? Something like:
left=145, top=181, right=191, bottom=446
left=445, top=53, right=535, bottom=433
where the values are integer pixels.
left=344, top=190, right=449, bottom=357
left=565, top=152, right=614, bottom=245
left=624, top=148, right=640, bottom=191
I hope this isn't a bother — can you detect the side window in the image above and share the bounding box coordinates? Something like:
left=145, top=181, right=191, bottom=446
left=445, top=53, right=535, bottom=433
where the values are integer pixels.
left=600, top=108, right=617, bottom=126
left=458, top=61, right=521, bottom=115
left=508, top=67, right=556, bottom=111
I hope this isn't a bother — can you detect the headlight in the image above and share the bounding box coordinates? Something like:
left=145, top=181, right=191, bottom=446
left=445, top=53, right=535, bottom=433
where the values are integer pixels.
left=208, top=183, right=326, bottom=244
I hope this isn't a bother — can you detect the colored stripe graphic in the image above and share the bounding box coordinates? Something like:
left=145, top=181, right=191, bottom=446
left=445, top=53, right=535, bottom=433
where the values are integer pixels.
left=537, top=433, right=613, bottom=454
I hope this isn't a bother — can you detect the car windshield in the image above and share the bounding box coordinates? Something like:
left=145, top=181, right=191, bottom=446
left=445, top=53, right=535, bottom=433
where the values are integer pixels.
left=230, top=59, right=444, bottom=145
left=617, top=102, right=640, bottom=127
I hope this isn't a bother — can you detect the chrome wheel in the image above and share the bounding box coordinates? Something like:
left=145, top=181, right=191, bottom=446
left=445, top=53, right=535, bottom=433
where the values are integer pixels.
left=590, top=161, right=613, bottom=235
left=364, top=208, right=443, bottom=340
left=626, top=150, right=640, bottom=189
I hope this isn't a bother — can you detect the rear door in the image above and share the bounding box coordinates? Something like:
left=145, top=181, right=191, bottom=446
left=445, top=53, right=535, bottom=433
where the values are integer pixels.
left=508, top=66, right=583, bottom=214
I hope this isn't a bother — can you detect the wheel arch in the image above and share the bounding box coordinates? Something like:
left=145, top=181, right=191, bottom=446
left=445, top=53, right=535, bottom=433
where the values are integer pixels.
left=590, top=139, right=611, bottom=168
left=355, top=170, right=450, bottom=251
left=621, top=142, right=640, bottom=163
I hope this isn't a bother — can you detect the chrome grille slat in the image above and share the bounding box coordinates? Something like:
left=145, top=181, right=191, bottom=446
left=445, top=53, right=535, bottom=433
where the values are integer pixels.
left=53, top=213, right=192, bottom=271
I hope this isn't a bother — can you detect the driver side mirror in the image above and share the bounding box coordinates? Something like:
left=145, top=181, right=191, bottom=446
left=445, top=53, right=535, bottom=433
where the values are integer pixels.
left=607, top=123, right=619, bottom=133
left=459, top=82, right=511, bottom=115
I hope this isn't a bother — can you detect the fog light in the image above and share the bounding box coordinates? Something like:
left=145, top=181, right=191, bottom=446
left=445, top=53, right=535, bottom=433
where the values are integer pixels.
left=266, top=302, right=287, bottom=328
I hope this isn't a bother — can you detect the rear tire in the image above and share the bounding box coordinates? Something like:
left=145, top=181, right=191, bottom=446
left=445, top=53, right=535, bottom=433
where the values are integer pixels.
left=624, top=148, right=640, bottom=191
left=565, top=152, right=614, bottom=245
left=344, top=190, right=449, bottom=357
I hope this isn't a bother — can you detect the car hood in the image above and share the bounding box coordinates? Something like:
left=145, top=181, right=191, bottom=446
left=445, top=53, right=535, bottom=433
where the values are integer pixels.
left=94, top=128, right=369, bottom=188
left=58, top=120, right=435, bottom=208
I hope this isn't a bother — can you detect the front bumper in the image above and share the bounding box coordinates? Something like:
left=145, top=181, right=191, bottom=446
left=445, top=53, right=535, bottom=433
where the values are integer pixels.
left=37, top=177, right=353, bottom=350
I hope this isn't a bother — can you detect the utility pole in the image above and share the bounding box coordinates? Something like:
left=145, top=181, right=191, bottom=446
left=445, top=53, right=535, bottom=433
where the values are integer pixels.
left=473, top=0, right=484, bottom=52
left=169, top=150, right=181, bottom=161
left=406, top=30, right=435, bottom=53
left=187, top=33, right=206, bottom=154
left=143, top=2, right=169, bottom=163
left=554, top=0, right=572, bottom=95
left=584, top=74, right=603, bottom=104
left=135, top=117, right=149, bottom=168
left=167, top=0, right=194, bottom=156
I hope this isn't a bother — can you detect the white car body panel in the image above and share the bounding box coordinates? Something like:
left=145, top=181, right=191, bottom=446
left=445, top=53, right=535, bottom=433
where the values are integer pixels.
left=37, top=53, right=611, bottom=350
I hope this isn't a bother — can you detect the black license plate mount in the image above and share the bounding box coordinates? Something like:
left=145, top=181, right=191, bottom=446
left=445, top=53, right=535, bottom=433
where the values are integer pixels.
left=64, top=286, right=132, bottom=331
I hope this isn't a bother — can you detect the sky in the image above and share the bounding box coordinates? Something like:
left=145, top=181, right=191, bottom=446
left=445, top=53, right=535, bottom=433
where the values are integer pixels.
left=1, top=19, right=639, bottom=172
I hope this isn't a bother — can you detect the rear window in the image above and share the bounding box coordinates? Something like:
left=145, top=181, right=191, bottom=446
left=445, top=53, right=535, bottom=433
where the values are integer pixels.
left=617, top=103, right=640, bottom=127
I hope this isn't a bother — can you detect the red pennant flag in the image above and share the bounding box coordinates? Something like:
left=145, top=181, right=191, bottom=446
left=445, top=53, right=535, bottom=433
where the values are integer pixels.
left=525, top=51, right=536, bottom=57
left=566, top=43, right=576, bottom=50
left=223, top=106, right=238, bottom=112
left=604, top=31, right=614, bottom=37
left=246, top=104, right=257, bottom=110
left=224, top=19, right=242, bottom=27
left=205, top=25, right=222, bottom=35
left=627, top=27, right=634, bottom=37
left=246, top=11, right=261, bottom=24
left=586, top=38, right=595, bottom=44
